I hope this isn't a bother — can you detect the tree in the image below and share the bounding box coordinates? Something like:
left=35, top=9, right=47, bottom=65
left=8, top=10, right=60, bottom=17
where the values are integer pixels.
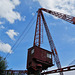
left=0, top=56, right=8, bottom=75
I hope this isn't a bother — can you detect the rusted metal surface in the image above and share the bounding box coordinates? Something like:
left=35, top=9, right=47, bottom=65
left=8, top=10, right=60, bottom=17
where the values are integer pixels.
left=29, top=8, right=75, bottom=75
left=41, top=65, right=75, bottom=75
left=72, top=17, right=75, bottom=24
left=40, top=8, right=75, bottom=25
left=33, top=10, right=41, bottom=47
left=40, top=10, right=63, bottom=75
left=4, top=65, right=75, bottom=75
left=4, top=70, right=27, bottom=75
left=27, top=46, right=53, bottom=71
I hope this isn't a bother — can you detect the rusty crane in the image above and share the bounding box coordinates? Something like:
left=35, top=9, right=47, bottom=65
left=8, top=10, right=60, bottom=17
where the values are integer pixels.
left=27, top=8, right=75, bottom=75
left=4, top=8, right=75, bottom=75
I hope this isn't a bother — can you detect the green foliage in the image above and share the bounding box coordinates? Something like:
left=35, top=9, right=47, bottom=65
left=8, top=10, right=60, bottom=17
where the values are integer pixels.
left=0, top=56, right=8, bottom=75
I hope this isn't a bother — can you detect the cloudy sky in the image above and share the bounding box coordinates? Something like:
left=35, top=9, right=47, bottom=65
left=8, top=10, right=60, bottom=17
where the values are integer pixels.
left=0, top=0, right=75, bottom=75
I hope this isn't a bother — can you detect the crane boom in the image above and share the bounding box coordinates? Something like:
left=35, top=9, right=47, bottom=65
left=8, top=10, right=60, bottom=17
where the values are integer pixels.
left=33, top=8, right=75, bottom=75
left=40, top=8, right=75, bottom=24
left=40, top=10, right=63, bottom=75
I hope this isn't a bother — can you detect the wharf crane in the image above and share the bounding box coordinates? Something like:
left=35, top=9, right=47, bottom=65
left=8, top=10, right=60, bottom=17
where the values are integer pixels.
left=4, top=8, right=75, bottom=75
left=27, top=8, right=75, bottom=75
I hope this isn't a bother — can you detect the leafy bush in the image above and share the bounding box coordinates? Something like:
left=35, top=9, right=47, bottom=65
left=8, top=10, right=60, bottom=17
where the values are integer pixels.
left=0, top=56, right=8, bottom=75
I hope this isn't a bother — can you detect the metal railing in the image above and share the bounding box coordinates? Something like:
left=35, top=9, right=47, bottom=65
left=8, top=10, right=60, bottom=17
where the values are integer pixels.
left=4, top=65, right=75, bottom=75
left=4, top=70, right=27, bottom=75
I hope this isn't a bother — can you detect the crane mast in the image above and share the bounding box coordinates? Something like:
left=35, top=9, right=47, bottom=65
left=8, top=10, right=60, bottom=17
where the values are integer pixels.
left=33, top=8, right=75, bottom=75
left=34, top=8, right=75, bottom=47
left=34, top=10, right=41, bottom=47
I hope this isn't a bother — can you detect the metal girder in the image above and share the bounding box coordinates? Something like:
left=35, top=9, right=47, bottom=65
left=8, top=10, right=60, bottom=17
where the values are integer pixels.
left=4, top=65, right=75, bottom=75
left=4, top=70, right=27, bottom=74
left=33, top=8, right=75, bottom=75
left=41, top=65, right=75, bottom=75
left=34, top=10, right=41, bottom=47
left=40, top=10, right=63, bottom=75
left=40, top=8, right=75, bottom=24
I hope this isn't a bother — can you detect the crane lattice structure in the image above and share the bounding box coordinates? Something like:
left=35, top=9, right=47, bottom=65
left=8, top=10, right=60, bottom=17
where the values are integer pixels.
left=33, top=8, right=75, bottom=75
left=4, top=8, right=75, bottom=75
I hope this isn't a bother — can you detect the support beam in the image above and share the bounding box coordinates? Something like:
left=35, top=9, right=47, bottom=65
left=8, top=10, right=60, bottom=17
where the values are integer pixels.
left=41, top=65, right=75, bottom=75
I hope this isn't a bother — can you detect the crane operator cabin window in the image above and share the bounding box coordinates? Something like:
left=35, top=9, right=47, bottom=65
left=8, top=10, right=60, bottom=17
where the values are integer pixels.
left=31, top=49, right=34, bottom=54
left=47, top=53, right=51, bottom=58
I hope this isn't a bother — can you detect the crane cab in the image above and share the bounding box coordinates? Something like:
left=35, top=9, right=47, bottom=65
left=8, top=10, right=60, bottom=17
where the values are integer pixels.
left=27, top=46, right=53, bottom=74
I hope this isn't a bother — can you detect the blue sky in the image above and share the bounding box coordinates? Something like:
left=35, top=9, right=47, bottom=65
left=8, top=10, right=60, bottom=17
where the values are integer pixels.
left=0, top=0, right=75, bottom=75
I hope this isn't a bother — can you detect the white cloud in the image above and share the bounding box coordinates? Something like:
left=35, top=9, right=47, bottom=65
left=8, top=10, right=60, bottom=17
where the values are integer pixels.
left=64, top=71, right=75, bottom=75
left=0, top=0, right=21, bottom=23
left=47, top=71, right=75, bottom=75
left=32, top=13, right=35, bottom=16
left=22, top=16, right=26, bottom=21
left=50, top=23, right=56, bottom=26
left=0, top=41, right=12, bottom=53
left=0, top=21, right=4, bottom=24
left=0, top=25, right=5, bottom=29
left=65, top=26, right=68, bottom=30
left=6, top=29, right=19, bottom=40
left=33, top=0, right=38, bottom=2
left=12, top=0, right=20, bottom=5
left=68, top=37, right=75, bottom=43
left=37, top=0, right=75, bottom=16
left=30, top=6, right=32, bottom=9
left=62, top=34, right=75, bottom=43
